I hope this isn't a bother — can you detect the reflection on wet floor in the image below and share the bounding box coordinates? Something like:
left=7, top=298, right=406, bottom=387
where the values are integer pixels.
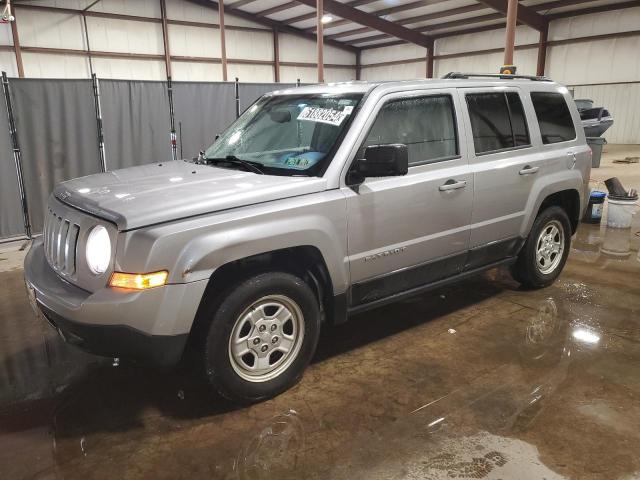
left=1, top=220, right=639, bottom=479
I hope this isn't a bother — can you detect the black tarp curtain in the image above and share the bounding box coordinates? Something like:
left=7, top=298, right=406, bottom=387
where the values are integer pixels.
left=0, top=79, right=296, bottom=239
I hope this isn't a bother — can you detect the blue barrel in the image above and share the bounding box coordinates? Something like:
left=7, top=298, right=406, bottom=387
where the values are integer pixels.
left=582, top=191, right=606, bottom=224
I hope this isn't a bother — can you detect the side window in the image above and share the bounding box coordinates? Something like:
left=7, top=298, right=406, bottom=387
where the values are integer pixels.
left=466, top=91, right=531, bottom=154
left=507, top=92, right=530, bottom=147
left=530, top=92, right=577, bottom=144
left=363, top=95, right=458, bottom=166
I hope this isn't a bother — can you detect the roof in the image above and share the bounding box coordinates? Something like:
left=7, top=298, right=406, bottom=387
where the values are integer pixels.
left=187, top=0, right=638, bottom=51
left=266, top=74, right=563, bottom=96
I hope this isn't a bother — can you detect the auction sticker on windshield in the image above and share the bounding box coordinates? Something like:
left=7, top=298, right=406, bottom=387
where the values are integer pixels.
left=297, top=106, right=351, bottom=126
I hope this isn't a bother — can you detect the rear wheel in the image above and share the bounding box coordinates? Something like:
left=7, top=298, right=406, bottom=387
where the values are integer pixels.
left=512, top=206, right=572, bottom=289
left=200, top=272, right=320, bottom=404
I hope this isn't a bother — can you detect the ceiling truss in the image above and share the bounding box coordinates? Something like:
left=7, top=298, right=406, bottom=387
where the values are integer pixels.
left=190, top=0, right=640, bottom=51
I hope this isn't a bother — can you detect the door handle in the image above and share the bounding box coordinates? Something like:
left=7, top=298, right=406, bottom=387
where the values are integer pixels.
left=519, top=165, right=539, bottom=175
left=439, top=179, right=467, bottom=191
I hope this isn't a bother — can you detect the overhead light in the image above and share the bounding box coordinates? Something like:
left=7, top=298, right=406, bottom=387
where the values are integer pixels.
left=321, top=14, right=333, bottom=23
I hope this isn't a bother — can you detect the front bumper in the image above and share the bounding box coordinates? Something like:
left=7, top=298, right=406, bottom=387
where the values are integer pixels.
left=24, top=239, right=208, bottom=366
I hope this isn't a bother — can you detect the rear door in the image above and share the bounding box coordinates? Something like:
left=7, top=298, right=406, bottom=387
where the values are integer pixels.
left=458, top=87, right=543, bottom=269
left=344, top=89, right=473, bottom=306
left=529, top=90, right=589, bottom=208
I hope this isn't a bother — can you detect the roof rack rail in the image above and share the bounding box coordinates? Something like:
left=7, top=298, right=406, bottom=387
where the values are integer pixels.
left=442, top=72, right=553, bottom=82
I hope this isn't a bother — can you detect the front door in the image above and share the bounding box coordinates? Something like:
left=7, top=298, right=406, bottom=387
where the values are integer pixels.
left=344, top=90, right=473, bottom=307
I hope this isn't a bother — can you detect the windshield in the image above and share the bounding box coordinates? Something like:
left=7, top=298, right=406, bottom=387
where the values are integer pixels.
left=204, top=93, right=363, bottom=176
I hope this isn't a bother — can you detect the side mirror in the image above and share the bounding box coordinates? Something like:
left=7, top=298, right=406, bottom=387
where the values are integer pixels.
left=348, top=144, right=408, bottom=185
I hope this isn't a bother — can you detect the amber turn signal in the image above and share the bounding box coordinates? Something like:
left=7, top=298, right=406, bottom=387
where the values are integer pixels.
left=109, top=271, right=168, bottom=290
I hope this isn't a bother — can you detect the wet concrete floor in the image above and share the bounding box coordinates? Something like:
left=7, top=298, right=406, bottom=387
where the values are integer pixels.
left=1, top=219, right=639, bottom=479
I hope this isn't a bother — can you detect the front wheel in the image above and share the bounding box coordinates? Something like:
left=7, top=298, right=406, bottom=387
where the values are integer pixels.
left=512, top=206, right=572, bottom=289
left=200, top=272, right=321, bottom=404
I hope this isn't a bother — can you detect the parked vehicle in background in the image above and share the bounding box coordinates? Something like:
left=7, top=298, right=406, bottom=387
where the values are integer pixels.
left=25, top=74, right=591, bottom=403
left=575, top=98, right=614, bottom=137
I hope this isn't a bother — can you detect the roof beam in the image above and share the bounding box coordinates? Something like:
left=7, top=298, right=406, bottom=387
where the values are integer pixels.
left=184, top=0, right=358, bottom=52
left=326, top=4, right=486, bottom=41
left=476, top=0, right=547, bottom=31
left=255, top=1, right=298, bottom=18
left=359, top=0, right=638, bottom=49
left=309, top=0, right=450, bottom=32
left=226, top=0, right=259, bottom=9
left=346, top=0, right=588, bottom=46
left=322, top=0, right=605, bottom=38
left=282, top=0, right=376, bottom=26
left=531, top=0, right=608, bottom=11
left=348, top=12, right=504, bottom=45
left=546, top=0, right=640, bottom=19
left=294, top=0, right=433, bottom=47
left=362, top=24, right=509, bottom=47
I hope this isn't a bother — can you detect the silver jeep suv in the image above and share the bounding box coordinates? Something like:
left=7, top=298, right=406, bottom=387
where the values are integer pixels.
left=25, top=74, right=591, bottom=403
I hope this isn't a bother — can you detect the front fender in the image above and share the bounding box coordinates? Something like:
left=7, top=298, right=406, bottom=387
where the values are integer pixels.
left=115, top=190, right=350, bottom=295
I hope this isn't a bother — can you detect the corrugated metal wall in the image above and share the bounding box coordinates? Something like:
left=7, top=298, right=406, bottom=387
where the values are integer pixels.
left=435, top=25, right=540, bottom=77
left=360, top=7, right=640, bottom=144
left=572, top=83, right=640, bottom=145
left=361, top=44, right=429, bottom=81
left=1, top=2, right=638, bottom=142
left=547, top=8, right=640, bottom=145
left=0, top=0, right=357, bottom=82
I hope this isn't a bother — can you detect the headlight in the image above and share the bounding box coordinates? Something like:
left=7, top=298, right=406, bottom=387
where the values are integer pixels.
left=85, top=225, right=111, bottom=274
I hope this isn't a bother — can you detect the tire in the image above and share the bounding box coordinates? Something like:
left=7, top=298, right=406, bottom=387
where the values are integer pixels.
left=200, top=272, right=320, bottom=404
left=512, top=206, right=572, bottom=289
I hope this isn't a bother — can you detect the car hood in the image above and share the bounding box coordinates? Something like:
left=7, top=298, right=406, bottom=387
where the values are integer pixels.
left=54, top=160, right=327, bottom=230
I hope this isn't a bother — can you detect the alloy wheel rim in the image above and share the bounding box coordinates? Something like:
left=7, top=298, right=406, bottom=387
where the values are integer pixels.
left=228, top=295, right=305, bottom=383
left=535, top=220, right=565, bottom=275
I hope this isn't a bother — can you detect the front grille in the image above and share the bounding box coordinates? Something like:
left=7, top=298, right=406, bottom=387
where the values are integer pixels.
left=44, top=208, right=80, bottom=277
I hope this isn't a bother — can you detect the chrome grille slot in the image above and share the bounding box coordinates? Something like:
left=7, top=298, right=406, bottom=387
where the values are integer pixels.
left=58, top=220, right=69, bottom=270
left=55, top=218, right=65, bottom=268
left=66, top=224, right=79, bottom=274
left=44, top=207, right=80, bottom=277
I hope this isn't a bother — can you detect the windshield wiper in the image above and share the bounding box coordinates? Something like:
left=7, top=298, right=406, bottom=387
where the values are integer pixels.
left=203, top=155, right=265, bottom=175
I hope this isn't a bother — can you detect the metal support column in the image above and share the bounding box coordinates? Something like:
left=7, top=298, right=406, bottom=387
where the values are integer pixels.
left=91, top=73, right=106, bottom=172
left=502, top=0, right=518, bottom=72
left=160, top=0, right=172, bottom=79
left=81, top=0, right=101, bottom=76
left=536, top=25, right=548, bottom=76
left=2, top=71, right=31, bottom=238
left=167, top=76, right=177, bottom=161
left=9, top=8, right=24, bottom=78
left=426, top=42, right=434, bottom=78
left=316, top=0, right=324, bottom=83
left=219, top=0, right=228, bottom=81
left=82, top=13, right=93, bottom=76
left=273, top=27, right=280, bottom=83
left=235, top=77, right=240, bottom=118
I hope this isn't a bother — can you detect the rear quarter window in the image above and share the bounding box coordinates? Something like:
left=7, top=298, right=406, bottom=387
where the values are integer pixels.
left=530, top=92, right=577, bottom=144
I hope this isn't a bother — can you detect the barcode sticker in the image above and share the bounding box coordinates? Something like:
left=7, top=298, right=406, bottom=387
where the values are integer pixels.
left=297, top=107, right=350, bottom=126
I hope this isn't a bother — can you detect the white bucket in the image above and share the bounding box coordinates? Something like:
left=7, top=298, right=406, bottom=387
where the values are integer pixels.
left=606, top=197, right=638, bottom=229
